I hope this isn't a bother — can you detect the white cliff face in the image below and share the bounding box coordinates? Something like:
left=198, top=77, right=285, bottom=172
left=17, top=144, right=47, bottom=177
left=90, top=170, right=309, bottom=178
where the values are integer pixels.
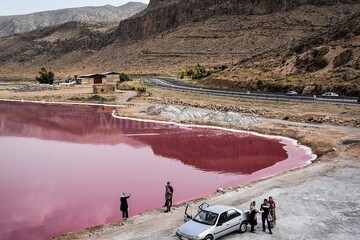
left=0, top=2, right=147, bottom=37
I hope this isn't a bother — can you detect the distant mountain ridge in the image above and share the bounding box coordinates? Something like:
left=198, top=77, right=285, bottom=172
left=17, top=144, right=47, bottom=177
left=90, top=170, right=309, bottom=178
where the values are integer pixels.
left=0, top=2, right=147, bottom=37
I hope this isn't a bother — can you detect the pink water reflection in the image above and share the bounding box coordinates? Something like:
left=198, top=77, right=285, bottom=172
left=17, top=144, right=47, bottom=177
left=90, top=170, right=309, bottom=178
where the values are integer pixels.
left=0, top=101, right=313, bottom=240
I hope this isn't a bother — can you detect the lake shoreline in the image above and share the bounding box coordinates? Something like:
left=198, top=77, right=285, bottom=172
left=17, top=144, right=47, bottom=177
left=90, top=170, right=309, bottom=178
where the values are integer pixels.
left=1, top=87, right=358, bottom=240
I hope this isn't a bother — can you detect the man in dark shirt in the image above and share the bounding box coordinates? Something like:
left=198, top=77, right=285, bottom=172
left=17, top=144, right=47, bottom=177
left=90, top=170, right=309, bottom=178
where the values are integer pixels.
left=260, top=198, right=272, bottom=234
left=168, top=183, right=174, bottom=207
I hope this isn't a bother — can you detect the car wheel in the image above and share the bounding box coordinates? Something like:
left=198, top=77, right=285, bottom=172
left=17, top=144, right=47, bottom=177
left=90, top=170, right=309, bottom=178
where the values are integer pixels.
left=204, top=235, right=213, bottom=240
left=239, top=221, right=247, bottom=233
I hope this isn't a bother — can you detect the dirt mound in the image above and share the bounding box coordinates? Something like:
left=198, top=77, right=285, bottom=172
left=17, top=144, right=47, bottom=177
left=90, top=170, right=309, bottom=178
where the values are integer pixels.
left=145, top=104, right=262, bottom=126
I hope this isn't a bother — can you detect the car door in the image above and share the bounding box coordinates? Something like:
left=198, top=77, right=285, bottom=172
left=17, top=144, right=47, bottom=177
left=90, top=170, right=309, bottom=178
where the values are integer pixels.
left=198, top=202, right=209, bottom=212
left=226, top=209, right=242, bottom=233
left=184, top=204, right=192, bottom=222
left=215, top=209, right=243, bottom=238
left=214, top=212, right=229, bottom=239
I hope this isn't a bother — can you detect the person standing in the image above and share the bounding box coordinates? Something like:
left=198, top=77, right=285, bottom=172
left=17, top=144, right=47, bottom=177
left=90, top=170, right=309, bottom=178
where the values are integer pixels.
left=249, top=201, right=259, bottom=233
left=164, top=182, right=173, bottom=212
left=260, top=198, right=272, bottom=234
left=120, top=192, right=131, bottom=219
left=268, top=196, right=276, bottom=227
left=168, top=182, right=174, bottom=207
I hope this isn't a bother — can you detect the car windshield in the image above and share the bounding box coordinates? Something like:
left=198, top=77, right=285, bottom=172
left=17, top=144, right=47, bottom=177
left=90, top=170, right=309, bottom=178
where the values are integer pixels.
left=193, top=210, right=219, bottom=226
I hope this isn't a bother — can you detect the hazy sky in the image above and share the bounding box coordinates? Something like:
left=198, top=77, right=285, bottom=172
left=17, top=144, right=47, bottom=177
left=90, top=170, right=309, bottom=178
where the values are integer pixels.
left=0, top=0, right=150, bottom=16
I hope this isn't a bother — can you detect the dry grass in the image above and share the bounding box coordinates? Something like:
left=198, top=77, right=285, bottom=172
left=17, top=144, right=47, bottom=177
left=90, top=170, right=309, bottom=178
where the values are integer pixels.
left=118, top=80, right=146, bottom=92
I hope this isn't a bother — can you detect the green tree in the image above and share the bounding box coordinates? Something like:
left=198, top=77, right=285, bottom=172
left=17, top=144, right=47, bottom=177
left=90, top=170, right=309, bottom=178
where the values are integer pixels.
left=119, top=72, right=131, bottom=81
left=186, top=69, right=194, bottom=77
left=36, top=68, right=54, bottom=84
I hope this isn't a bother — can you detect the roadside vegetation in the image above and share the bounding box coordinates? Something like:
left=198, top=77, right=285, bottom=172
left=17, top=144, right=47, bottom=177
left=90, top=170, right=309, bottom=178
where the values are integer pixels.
left=117, top=80, right=146, bottom=92
left=179, top=63, right=227, bottom=80
left=116, top=73, right=147, bottom=92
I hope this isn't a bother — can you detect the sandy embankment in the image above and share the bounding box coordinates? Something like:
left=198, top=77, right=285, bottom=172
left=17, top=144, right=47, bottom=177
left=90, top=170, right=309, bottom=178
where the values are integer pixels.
left=54, top=102, right=360, bottom=240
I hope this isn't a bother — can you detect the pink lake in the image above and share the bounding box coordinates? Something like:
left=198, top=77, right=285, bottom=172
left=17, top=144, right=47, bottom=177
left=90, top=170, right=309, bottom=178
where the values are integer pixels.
left=0, top=101, right=314, bottom=240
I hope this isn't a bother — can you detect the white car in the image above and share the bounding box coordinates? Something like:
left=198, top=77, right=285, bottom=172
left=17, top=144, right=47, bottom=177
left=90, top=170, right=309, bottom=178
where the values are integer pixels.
left=176, top=204, right=249, bottom=240
left=59, top=81, right=76, bottom=86
left=322, top=92, right=338, bottom=97
left=286, top=91, right=298, bottom=95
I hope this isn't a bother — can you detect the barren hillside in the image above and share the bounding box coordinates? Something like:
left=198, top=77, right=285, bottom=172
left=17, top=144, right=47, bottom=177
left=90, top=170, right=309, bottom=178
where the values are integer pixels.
left=0, top=0, right=359, bottom=95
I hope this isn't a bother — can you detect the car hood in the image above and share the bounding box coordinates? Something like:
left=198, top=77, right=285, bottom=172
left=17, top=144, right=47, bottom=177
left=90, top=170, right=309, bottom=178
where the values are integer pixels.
left=177, top=220, right=212, bottom=236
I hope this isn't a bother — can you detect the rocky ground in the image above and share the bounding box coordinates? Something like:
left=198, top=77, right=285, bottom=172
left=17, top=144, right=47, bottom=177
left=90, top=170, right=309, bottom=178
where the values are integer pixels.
left=0, top=82, right=359, bottom=240
left=12, top=84, right=59, bottom=92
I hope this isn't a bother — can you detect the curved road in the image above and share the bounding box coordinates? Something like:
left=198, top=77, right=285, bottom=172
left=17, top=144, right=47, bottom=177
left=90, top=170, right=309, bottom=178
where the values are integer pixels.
left=142, top=77, right=359, bottom=105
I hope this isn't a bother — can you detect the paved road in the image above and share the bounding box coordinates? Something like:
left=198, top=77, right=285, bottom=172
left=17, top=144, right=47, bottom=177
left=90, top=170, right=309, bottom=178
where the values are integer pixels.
left=142, top=77, right=359, bottom=105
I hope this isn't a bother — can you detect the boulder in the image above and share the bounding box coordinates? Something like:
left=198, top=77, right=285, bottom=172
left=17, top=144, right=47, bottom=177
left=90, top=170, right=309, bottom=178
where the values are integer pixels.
left=302, top=85, right=316, bottom=94
left=342, top=68, right=359, bottom=81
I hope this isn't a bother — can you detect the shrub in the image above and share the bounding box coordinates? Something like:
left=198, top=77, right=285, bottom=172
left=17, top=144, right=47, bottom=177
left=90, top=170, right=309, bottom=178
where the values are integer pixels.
left=186, top=69, right=194, bottom=77
left=119, top=72, right=131, bottom=81
left=335, top=85, right=348, bottom=94
left=180, top=64, right=227, bottom=80
left=193, top=63, right=211, bottom=79
left=36, top=67, right=54, bottom=84
left=118, top=80, right=146, bottom=92
left=256, top=80, right=263, bottom=87
left=179, top=71, right=185, bottom=79
left=268, top=83, right=284, bottom=92
left=312, top=56, right=328, bottom=69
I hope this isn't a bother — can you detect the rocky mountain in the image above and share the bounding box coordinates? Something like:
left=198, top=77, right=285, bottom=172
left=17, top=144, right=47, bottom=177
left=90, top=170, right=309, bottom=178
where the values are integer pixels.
left=111, top=0, right=360, bottom=42
left=0, top=2, right=147, bottom=37
left=0, top=0, right=359, bottom=96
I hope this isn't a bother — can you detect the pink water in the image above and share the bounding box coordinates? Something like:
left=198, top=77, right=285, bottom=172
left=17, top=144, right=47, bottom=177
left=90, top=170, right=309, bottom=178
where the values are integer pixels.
left=0, top=101, right=313, bottom=240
